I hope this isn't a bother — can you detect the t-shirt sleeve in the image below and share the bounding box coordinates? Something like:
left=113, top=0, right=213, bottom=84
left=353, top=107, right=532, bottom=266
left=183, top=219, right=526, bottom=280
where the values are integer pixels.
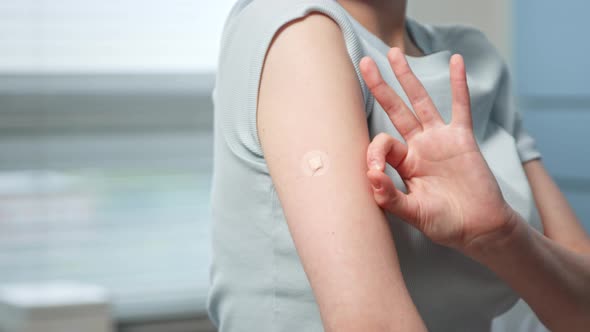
left=490, top=61, right=542, bottom=163
left=214, top=0, right=370, bottom=168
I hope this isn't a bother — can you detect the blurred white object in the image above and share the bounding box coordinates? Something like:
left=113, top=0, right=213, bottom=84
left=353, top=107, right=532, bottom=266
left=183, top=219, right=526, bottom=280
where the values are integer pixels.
left=0, top=281, right=112, bottom=332
left=491, top=299, right=549, bottom=332
left=0, top=0, right=235, bottom=72
left=0, top=171, right=96, bottom=224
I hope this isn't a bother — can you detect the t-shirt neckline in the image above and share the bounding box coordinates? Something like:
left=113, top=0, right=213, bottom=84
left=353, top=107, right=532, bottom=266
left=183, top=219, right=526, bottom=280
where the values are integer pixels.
left=340, top=9, right=451, bottom=63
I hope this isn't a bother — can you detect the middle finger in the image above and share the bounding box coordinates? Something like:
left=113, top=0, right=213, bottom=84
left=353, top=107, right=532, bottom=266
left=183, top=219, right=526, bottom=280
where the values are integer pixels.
left=388, top=48, right=444, bottom=128
left=360, top=56, right=423, bottom=140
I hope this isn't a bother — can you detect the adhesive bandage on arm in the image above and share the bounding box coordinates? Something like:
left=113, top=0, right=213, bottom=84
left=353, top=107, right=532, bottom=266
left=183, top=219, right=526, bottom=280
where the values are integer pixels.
left=300, top=150, right=330, bottom=176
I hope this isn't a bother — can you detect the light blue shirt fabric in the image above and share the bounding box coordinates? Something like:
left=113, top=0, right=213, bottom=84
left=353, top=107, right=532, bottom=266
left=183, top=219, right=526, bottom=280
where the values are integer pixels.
left=208, top=1, right=543, bottom=331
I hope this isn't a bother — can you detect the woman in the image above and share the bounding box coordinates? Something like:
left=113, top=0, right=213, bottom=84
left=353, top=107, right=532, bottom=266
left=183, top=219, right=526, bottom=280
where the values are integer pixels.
left=208, top=0, right=590, bottom=331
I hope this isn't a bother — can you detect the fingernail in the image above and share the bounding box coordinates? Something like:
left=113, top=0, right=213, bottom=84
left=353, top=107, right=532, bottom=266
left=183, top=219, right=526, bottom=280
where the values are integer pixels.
left=370, top=160, right=382, bottom=170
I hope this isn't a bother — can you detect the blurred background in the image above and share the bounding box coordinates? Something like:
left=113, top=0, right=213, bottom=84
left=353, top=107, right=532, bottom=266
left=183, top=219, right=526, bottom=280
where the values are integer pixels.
left=0, top=0, right=587, bottom=331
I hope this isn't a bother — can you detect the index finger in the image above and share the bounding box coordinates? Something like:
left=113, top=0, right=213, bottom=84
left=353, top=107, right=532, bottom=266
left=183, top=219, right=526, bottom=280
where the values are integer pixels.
left=360, top=56, right=423, bottom=140
left=388, top=48, right=444, bottom=127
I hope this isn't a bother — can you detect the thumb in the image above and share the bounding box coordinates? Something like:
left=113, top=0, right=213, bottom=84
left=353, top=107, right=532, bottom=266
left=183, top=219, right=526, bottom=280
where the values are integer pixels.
left=367, top=169, right=418, bottom=226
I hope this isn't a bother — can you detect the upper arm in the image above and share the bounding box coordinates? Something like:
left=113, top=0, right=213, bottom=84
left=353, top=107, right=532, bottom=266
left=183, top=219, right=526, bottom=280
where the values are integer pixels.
left=256, top=13, right=425, bottom=332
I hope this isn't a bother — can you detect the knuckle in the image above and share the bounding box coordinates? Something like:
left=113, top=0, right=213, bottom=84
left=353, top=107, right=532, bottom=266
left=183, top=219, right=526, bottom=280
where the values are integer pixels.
left=412, top=94, right=431, bottom=109
left=366, top=147, right=381, bottom=164
left=370, top=77, right=387, bottom=92
left=375, top=192, right=390, bottom=207
left=384, top=98, right=405, bottom=116
left=397, top=64, right=412, bottom=77
left=386, top=192, right=402, bottom=211
left=374, top=132, right=390, bottom=143
left=368, top=152, right=383, bottom=167
left=392, top=56, right=412, bottom=77
left=370, top=134, right=390, bottom=154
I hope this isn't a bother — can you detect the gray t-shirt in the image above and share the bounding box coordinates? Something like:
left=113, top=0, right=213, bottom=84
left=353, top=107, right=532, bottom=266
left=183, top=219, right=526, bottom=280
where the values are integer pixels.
left=208, top=0, right=543, bottom=331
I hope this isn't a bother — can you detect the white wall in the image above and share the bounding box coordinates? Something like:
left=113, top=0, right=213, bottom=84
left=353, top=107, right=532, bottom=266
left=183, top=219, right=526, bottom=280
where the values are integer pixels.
left=407, top=0, right=512, bottom=62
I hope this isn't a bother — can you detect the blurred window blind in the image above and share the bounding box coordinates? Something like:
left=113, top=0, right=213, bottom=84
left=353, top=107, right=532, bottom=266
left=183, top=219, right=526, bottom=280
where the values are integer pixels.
left=515, top=0, right=590, bottom=230
left=0, top=0, right=234, bottom=321
left=0, top=0, right=235, bottom=72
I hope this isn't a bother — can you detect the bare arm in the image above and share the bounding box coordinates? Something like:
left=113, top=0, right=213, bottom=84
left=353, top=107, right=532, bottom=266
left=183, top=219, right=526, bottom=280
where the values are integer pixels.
left=257, top=13, right=426, bottom=332
left=467, top=209, right=590, bottom=332
left=359, top=49, right=590, bottom=332
left=524, top=160, right=590, bottom=253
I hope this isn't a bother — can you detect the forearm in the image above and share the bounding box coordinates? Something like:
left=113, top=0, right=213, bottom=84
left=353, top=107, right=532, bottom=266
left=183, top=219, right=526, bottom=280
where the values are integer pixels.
left=465, top=210, right=590, bottom=331
left=524, top=160, right=590, bottom=253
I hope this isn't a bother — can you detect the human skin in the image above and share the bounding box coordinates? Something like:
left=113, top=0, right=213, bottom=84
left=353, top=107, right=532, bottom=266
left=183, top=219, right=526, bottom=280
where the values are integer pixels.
left=257, top=0, right=589, bottom=331
left=361, top=48, right=590, bottom=332
left=257, top=12, right=427, bottom=332
left=341, top=1, right=590, bottom=329
left=340, top=0, right=590, bottom=254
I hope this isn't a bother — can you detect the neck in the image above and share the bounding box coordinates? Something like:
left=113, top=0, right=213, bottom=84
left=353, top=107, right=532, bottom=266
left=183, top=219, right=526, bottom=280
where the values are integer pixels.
left=337, top=0, right=422, bottom=56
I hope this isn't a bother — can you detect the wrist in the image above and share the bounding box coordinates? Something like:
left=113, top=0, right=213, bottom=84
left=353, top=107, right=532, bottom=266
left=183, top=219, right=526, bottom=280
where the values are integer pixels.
left=462, top=204, right=524, bottom=261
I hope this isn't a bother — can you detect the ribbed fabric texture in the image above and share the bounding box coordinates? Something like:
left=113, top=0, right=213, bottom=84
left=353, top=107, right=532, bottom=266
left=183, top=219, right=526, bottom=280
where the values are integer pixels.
left=214, top=0, right=371, bottom=175
left=208, top=1, right=543, bottom=331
